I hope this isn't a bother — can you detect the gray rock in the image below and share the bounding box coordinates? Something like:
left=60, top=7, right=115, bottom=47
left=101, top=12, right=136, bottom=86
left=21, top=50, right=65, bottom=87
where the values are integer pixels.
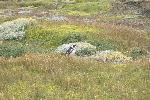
left=55, top=42, right=96, bottom=56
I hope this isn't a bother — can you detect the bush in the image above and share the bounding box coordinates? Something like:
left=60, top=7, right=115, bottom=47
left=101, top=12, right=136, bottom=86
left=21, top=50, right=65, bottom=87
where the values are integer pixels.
left=0, top=43, right=26, bottom=58
left=75, top=48, right=96, bottom=56
left=62, top=33, right=87, bottom=44
left=130, top=47, right=147, bottom=59
left=89, top=40, right=118, bottom=51
left=0, top=18, right=35, bottom=40
left=141, top=9, right=150, bottom=17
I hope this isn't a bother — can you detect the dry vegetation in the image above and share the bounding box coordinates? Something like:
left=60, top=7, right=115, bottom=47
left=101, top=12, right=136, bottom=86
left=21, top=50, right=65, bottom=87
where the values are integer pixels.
left=0, top=53, right=150, bottom=99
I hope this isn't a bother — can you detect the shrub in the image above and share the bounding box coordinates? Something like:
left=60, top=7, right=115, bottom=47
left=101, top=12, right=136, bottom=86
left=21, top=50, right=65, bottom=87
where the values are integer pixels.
left=141, top=9, right=150, bottom=17
left=130, top=47, right=147, bottom=59
left=0, top=43, right=26, bottom=58
left=62, top=33, right=87, bottom=44
left=0, top=18, right=35, bottom=40
left=75, top=48, right=96, bottom=56
left=89, top=40, right=119, bottom=51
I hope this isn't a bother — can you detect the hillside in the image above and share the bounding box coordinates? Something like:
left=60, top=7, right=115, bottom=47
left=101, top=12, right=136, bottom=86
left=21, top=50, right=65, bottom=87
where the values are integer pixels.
left=0, top=0, right=150, bottom=99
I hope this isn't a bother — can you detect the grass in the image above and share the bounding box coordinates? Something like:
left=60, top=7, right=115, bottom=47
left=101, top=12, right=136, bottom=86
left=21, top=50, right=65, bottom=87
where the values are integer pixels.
left=1, top=0, right=150, bottom=99
left=0, top=53, right=150, bottom=99
left=0, top=0, right=53, bottom=9
left=19, top=0, right=54, bottom=9
left=0, top=17, right=17, bottom=24
left=0, top=0, right=110, bottom=16
left=61, top=1, right=110, bottom=16
left=25, top=19, right=150, bottom=53
left=26, top=21, right=103, bottom=48
left=1, top=16, right=150, bottom=56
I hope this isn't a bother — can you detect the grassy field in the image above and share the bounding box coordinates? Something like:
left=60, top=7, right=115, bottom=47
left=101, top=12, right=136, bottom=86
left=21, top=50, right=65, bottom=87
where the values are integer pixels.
left=0, top=0, right=150, bottom=100
left=0, top=53, right=150, bottom=100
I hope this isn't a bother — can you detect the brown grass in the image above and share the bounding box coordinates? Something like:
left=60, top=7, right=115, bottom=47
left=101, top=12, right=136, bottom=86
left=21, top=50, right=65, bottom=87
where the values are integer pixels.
left=0, top=53, right=150, bottom=99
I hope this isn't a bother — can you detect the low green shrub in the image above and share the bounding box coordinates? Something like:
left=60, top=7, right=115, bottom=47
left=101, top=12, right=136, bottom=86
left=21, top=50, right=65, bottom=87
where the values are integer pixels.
left=89, top=40, right=119, bottom=51
left=130, top=47, right=147, bottom=59
left=141, top=9, right=150, bottom=17
left=0, top=43, right=26, bottom=58
left=61, top=33, right=87, bottom=44
left=75, top=48, right=96, bottom=56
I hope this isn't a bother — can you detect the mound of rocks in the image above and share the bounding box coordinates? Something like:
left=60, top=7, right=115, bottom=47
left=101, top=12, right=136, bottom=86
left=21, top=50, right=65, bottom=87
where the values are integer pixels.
left=55, top=42, right=96, bottom=56
left=0, top=18, right=35, bottom=40
left=56, top=43, right=132, bottom=63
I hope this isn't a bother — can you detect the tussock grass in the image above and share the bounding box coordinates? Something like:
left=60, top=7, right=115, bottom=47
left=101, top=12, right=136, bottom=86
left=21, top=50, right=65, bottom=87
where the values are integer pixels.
left=0, top=53, right=150, bottom=99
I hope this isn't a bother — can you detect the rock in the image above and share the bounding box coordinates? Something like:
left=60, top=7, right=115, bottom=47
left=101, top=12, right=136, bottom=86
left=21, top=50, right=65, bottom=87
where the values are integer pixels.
left=55, top=43, right=131, bottom=63
left=55, top=42, right=96, bottom=56
left=0, top=18, right=36, bottom=40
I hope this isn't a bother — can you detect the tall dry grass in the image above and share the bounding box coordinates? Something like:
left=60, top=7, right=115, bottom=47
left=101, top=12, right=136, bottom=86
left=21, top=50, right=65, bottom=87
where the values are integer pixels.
left=0, top=53, right=150, bottom=99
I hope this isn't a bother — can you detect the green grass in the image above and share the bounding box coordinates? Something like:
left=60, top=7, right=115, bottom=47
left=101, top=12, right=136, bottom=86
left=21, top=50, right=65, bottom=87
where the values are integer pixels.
left=0, top=41, right=26, bottom=58
left=19, top=0, right=53, bottom=8
left=62, top=1, right=110, bottom=16
left=0, top=0, right=111, bottom=16
left=0, top=17, right=17, bottom=24
left=1, top=17, right=150, bottom=55
left=0, top=53, right=150, bottom=99
left=26, top=21, right=103, bottom=48
left=25, top=20, right=150, bottom=53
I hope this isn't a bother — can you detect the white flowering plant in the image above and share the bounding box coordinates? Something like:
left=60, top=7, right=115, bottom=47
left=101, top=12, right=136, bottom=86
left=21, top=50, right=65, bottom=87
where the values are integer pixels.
left=0, top=18, right=35, bottom=40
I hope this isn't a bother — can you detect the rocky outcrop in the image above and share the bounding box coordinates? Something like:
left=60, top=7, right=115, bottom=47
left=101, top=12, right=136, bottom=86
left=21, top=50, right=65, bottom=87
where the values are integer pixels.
left=56, top=43, right=132, bottom=63
left=55, top=42, right=96, bottom=56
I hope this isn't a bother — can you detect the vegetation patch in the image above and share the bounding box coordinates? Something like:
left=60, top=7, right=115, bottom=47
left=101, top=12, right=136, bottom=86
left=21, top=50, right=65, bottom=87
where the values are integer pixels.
left=75, top=48, right=96, bottom=56
left=26, top=22, right=101, bottom=48
left=0, top=53, right=150, bottom=99
left=130, top=47, right=148, bottom=60
left=0, top=42, right=26, bottom=58
left=61, top=32, right=87, bottom=44
left=62, top=1, right=110, bottom=15
left=0, top=18, right=35, bottom=40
